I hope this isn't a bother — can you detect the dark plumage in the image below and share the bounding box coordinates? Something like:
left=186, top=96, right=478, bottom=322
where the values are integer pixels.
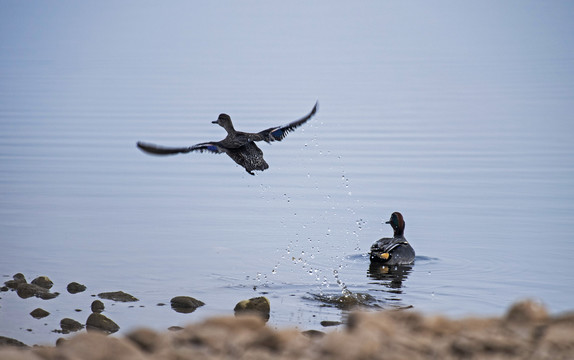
left=369, top=212, right=415, bottom=265
left=136, top=101, right=317, bottom=175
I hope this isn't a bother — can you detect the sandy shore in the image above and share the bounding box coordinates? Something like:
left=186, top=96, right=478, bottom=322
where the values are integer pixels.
left=1, top=299, right=573, bottom=360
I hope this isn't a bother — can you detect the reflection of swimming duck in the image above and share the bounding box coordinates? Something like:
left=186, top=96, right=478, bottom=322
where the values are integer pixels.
left=137, top=102, right=318, bottom=175
left=370, top=212, right=415, bottom=265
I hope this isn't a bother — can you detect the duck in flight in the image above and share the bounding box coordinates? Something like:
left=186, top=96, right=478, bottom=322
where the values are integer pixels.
left=137, top=101, right=318, bottom=175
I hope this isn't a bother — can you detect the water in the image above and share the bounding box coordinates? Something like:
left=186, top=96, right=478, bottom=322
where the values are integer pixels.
left=1, top=1, right=574, bottom=345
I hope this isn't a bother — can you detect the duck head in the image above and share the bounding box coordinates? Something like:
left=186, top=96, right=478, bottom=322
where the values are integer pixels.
left=212, top=113, right=235, bottom=132
left=386, top=212, right=405, bottom=237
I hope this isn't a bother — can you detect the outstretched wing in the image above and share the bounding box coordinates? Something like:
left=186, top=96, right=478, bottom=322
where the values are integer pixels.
left=256, top=101, right=318, bottom=143
left=136, top=141, right=224, bottom=155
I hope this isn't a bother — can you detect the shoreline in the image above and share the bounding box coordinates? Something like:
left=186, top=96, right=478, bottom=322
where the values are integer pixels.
left=1, top=299, right=573, bottom=360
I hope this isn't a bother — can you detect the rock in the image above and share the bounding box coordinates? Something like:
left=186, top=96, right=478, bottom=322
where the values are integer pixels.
left=0, top=335, right=28, bottom=347
left=67, top=282, right=86, bottom=294
left=302, top=329, right=326, bottom=338
left=31, top=276, right=53, bottom=289
left=16, top=283, right=59, bottom=300
left=98, top=291, right=138, bottom=302
left=126, top=328, right=161, bottom=353
left=91, top=300, right=105, bottom=313
left=60, top=318, right=84, bottom=334
left=320, top=320, right=342, bottom=327
left=505, top=299, right=548, bottom=323
left=4, top=273, right=27, bottom=289
left=234, top=296, right=270, bottom=321
left=30, top=308, right=50, bottom=319
left=170, top=296, right=205, bottom=313
left=86, top=313, right=120, bottom=334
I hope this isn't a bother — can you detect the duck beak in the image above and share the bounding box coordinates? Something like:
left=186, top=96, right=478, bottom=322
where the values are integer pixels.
left=385, top=220, right=391, bottom=224
left=212, top=120, right=218, bottom=124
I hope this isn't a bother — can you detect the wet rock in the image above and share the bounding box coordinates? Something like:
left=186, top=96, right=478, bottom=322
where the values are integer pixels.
left=98, top=291, right=138, bottom=302
left=170, top=296, right=205, bottom=313
left=86, top=313, right=120, bottom=334
left=60, top=318, right=84, bottom=334
left=31, top=276, right=53, bottom=289
left=30, top=308, right=50, bottom=319
left=16, top=283, right=59, bottom=300
left=234, top=296, right=270, bottom=321
left=91, top=300, right=105, bottom=313
left=0, top=335, right=28, bottom=347
left=4, top=273, right=27, bottom=289
left=320, top=320, right=342, bottom=327
left=67, top=282, right=86, bottom=294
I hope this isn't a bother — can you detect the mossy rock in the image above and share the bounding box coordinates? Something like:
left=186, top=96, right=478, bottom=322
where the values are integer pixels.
left=234, top=296, right=270, bottom=321
left=31, top=276, right=53, bottom=289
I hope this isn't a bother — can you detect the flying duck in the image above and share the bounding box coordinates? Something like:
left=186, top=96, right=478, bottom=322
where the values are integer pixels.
left=137, top=101, right=318, bottom=175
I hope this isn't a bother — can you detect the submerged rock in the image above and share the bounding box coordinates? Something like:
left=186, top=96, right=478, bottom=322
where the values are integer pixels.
left=60, top=318, right=84, bottom=334
left=31, top=276, right=53, bottom=289
left=67, top=282, right=87, bottom=294
left=98, top=291, right=138, bottom=302
left=91, top=300, right=105, bottom=313
left=30, top=308, right=50, bottom=319
left=234, top=296, right=270, bottom=321
left=170, top=296, right=205, bottom=313
left=86, top=313, right=120, bottom=334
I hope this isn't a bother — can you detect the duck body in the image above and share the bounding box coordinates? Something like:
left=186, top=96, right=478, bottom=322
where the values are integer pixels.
left=369, top=212, right=415, bottom=265
left=137, top=101, right=317, bottom=175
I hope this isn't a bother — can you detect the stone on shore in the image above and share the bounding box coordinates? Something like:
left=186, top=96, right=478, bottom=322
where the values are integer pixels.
left=1, top=300, right=574, bottom=359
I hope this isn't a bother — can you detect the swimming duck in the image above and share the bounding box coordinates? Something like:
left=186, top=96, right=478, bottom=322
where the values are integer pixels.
left=136, top=101, right=318, bottom=175
left=369, top=212, right=415, bottom=265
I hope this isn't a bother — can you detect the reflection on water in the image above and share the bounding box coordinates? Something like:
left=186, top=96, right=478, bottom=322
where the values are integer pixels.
left=368, top=263, right=413, bottom=297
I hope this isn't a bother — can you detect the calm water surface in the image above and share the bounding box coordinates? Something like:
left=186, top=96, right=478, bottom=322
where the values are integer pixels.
left=1, top=2, right=574, bottom=345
